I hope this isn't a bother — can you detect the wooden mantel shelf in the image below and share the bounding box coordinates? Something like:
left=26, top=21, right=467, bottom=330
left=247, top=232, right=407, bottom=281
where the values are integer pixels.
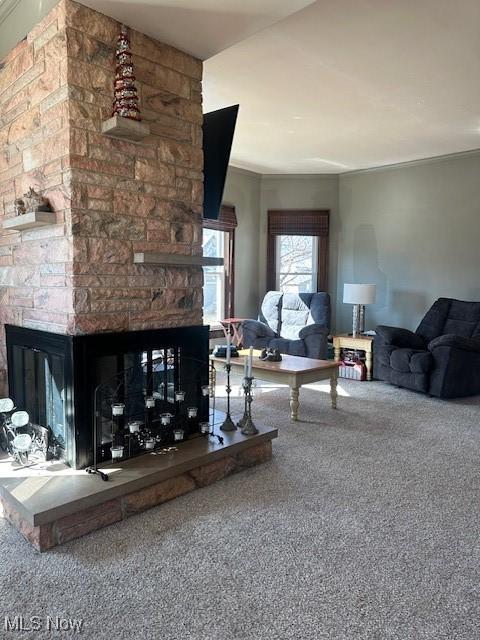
left=134, top=252, right=224, bottom=267
left=2, top=211, right=56, bottom=231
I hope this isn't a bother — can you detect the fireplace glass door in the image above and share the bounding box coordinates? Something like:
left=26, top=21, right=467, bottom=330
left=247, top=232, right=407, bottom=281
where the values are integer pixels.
left=10, top=345, right=66, bottom=456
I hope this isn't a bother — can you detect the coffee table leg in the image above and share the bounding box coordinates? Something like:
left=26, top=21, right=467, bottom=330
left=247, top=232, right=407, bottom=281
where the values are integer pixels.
left=290, top=386, right=299, bottom=421
left=330, top=370, right=338, bottom=409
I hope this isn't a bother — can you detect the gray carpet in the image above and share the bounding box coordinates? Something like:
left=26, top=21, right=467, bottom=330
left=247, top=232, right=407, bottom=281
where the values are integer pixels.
left=1, top=379, right=479, bottom=640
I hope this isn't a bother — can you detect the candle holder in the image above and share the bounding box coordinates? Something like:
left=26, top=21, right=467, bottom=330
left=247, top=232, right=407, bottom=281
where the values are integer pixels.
left=145, top=437, right=156, bottom=450
left=173, top=428, right=184, bottom=442
left=237, top=378, right=248, bottom=429
left=128, top=421, right=142, bottom=434
left=111, top=445, right=124, bottom=460
left=199, top=421, right=210, bottom=434
left=145, top=396, right=155, bottom=409
left=187, top=406, right=198, bottom=419
left=240, top=376, right=258, bottom=435
left=220, top=363, right=237, bottom=431
left=112, top=402, right=125, bottom=417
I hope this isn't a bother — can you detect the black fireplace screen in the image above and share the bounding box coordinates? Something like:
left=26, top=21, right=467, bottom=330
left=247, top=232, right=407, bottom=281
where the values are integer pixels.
left=6, top=325, right=209, bottom=469
left=95, top=347, right=208, bottom=464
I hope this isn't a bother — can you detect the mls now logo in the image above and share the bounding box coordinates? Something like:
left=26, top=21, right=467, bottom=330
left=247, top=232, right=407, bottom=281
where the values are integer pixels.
left=4, top=616, right=84, bottom=633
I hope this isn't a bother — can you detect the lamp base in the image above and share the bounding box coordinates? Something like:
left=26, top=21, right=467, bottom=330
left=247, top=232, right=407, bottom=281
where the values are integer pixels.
left=352, top=304, right=366, bottom=337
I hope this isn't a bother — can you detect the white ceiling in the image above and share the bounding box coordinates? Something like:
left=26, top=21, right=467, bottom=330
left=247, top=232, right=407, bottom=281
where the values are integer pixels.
left=79, top=0, right=314, bottom=59
left=2, top=0, right=479, bottom=174
left=204, top=0, right=480, bottom=173
left=0, top=0, right=314, bottom=60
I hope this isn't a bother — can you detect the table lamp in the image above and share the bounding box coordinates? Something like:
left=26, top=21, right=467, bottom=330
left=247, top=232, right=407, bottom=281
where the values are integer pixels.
left=343, top=283, right=376, bottom=336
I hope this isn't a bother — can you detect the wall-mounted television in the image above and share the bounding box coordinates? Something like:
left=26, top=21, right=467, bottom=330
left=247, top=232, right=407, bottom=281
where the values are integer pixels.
left=202, top=105, right=239, bottom=220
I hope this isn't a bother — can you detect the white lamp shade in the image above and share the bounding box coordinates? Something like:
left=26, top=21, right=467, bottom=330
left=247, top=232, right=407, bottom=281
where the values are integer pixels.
left=343, top=283, right=376, bottom=305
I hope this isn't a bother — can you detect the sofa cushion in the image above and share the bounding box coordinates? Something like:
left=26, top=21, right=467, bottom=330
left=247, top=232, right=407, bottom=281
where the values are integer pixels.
left=390, top=348, right=433, bottom=374
left=309, top=292, right=331, bottom=328
left=416, top=298, right=480, bottom=340
left=410, top=351, right=433, bottom=374
left=279, top=293, right=312, bottom=340
left=428, top=334, right=480, bottom=353
left=443, top=299, right=480, bottom=338
left=415, top=298, right=451, bottom=342
left=375, top=344, right=397, bottom=368
left=376, top=325, right=426, bottom=349
left=260, top=291, right=283, bottom=334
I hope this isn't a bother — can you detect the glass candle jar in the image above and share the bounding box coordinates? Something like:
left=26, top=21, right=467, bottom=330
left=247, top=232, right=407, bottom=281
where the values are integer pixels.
left=145, top=396, right=155, bottom=409
left=145, top=438, right=156, bottom=450
left=111, top=445, right=124, bottom=460
left=199, top=421, right=210, bottom=434
left=187, top=406, right=198, bottom=419
left=173, top=429, right=184, bottom=442
left=112, top=403, right=125, bottom=416
left=160, top=413, right=173, bottom=426
left=175, top=390, right=186, bottom=402
left=128, top=421, right=142, bottom=434
left=201, top=385, right=210, bottom=397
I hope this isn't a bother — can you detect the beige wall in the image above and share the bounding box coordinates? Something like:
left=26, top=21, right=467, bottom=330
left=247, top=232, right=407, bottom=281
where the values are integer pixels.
left=259, top=174, right=340, bottom=325
left=227, top=151, right=480, bottom=336
left=337, top=151, right=480, bottom=333
left=222, top=170, right=339, bottom=323
left=222, top=166, right=261, bottom=319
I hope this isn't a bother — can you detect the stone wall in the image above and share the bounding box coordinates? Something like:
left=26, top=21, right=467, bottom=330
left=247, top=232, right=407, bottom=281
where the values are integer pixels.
left=0, top=2, right=72, bottom=395
left=0, top=0, right=204, bottom=394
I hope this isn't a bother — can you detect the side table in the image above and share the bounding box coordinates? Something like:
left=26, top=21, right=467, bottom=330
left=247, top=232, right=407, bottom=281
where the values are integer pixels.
left=333, top=333, right=374, bottom=381
left=219, top=317, right=247, bottom=348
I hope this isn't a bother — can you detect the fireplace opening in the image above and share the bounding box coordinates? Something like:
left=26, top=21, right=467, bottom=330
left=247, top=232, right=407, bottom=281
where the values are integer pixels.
left=5, top=325, right=209, bottom=469
left=9, top=341, right=67, bottom=460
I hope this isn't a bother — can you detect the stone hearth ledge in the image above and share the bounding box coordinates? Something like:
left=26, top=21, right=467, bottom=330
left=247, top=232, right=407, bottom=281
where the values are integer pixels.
left=0, top=426, right=277, bottom=551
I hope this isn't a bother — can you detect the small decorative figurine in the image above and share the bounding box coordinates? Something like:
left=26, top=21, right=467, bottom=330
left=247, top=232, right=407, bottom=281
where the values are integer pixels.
left=112, top=25, right=142, bottom=121
left=14, top=198, right=26, bottom=216
left=22, top=188, right=52, bottom=213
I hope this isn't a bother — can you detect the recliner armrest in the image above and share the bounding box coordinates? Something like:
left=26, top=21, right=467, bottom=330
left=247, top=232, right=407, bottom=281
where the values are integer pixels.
left=298, top=323, right=329, bottom=340
left=242, top=319, right=276, bottom=339
left=428, top=334, right=480, bottom=353
left=375, top=325, right=426, bottom=349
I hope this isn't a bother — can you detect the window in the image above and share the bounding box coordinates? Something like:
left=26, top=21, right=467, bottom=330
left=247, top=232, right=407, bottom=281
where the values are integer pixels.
left=267, top=210, right=329, bottom=293
left=202, top=205, right=236, bottom=326
left=202, top=228, right=225, bottom=325
left=276, top=235, right=319, bottom=293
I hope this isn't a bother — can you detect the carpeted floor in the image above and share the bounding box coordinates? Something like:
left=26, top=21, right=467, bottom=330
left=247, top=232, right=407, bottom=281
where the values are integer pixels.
left=1, top=378, right=479, bottom=640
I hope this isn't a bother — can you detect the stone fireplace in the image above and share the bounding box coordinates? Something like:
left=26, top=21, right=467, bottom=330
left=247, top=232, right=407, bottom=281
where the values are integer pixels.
left=0, top=0, right=205, bottom=459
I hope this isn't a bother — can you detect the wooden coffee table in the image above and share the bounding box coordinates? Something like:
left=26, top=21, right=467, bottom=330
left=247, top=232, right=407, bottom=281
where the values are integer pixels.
left=210, top=351, right=340, bottom=421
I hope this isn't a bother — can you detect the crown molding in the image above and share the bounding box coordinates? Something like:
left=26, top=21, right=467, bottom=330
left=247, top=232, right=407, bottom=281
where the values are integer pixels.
left=0, top=0, right=22, bottom=25
left=341, top=148, right=480, bottom=177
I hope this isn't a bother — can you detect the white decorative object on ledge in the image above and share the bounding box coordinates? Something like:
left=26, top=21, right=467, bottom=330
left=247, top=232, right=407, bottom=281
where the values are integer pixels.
left=2, top=211, right=56, bottom=231
left=134, top=252, right=224, bottom=267
left=102, top=115, right=150, bottom=142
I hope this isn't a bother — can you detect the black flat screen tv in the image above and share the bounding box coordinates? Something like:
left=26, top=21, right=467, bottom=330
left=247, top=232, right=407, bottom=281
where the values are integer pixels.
left=202, top=104, right=239, bottom=220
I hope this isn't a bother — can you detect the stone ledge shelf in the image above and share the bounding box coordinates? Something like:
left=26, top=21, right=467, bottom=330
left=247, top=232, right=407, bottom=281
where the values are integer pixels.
left=0, top=425, right=277, bottom=551
left=2, top=211, right=57, bottom=231
left=134, top=252, right=224, bottom=267
left=102, top=115, right=150, bottom=142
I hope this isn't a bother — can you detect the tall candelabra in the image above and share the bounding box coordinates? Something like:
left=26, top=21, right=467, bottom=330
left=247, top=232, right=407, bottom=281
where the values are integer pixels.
left=238, top=376, right=258, bottom=435
left=220, top=363, right=237, bottom=431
